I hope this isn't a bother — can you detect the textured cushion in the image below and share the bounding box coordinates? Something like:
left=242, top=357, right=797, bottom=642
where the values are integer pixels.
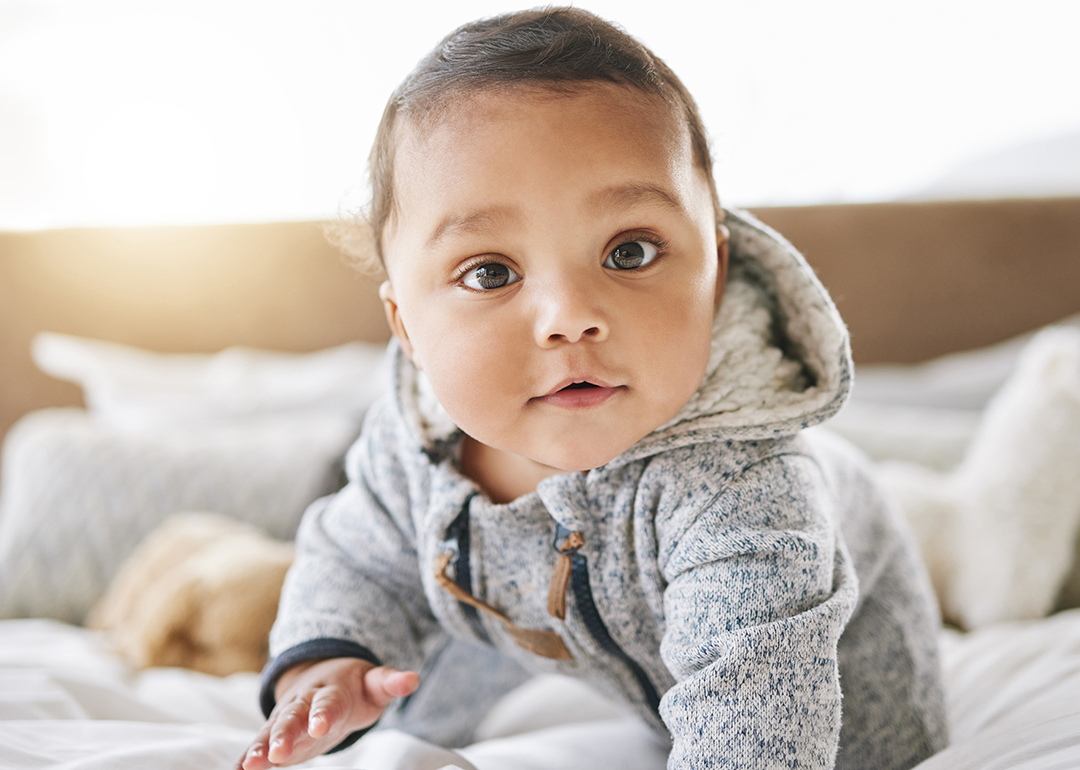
left=0, top=409, right=358, bottom=623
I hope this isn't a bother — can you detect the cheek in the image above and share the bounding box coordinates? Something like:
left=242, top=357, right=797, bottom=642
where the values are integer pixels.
left=639, top=282, right=715, bottom=396
left=408, top=308, right=525, bottom=427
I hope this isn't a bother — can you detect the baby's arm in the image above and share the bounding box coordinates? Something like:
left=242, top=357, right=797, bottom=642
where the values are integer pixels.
left=239, top=657, right=419, bottom=769
left=657, top=454, right=856, bottom=767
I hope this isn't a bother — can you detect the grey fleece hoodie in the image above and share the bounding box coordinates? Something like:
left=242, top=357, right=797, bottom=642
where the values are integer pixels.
left=264, top=209, right=948, bottom=769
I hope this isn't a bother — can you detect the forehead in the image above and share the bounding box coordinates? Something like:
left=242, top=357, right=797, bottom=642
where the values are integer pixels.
left=399, top=82, right=688, bottom=176
left=384, top=83, right=704, bottom=258
left=409, top=79, right=682, bottom=135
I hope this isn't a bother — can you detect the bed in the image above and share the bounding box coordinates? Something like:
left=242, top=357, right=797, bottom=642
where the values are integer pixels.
left=3, top=197, right=1080, bottom=769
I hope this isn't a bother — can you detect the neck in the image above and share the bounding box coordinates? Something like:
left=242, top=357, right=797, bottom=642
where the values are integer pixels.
left=460, top=435, right=566, bottom=504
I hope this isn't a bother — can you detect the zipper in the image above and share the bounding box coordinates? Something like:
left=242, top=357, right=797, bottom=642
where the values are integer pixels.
left=446, top=496, right=490, bottom=644
left=553, top=524, right=662, bottom=714
left=440, top=499, right=571, bottom=660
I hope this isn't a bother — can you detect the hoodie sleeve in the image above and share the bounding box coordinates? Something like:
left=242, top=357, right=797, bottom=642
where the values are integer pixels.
left=656, top=452, right=858, bottom=769
left=264, top=396, right=441, bottom=694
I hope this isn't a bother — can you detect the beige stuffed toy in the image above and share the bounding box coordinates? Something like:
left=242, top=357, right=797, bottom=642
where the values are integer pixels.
left=88, top=512, right=294, bottom=676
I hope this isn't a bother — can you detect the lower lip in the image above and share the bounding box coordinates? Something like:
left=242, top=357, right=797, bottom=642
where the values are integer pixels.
left=533, top=386, right=622, bottom=409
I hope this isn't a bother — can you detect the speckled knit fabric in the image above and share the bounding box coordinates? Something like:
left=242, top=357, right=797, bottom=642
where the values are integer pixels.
left=265, top=209, right=948, bottom=768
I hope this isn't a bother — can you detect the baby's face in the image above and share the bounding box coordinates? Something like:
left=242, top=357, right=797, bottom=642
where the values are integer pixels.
left=381, top=83, right=727, bottom=472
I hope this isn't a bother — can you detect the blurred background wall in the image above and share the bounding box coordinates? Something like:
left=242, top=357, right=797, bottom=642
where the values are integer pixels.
left=2, top=0, right=1079, bottom=230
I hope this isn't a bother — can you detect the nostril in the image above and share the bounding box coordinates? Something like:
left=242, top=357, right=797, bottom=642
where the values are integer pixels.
left=541, top=324, right=605, bottom=345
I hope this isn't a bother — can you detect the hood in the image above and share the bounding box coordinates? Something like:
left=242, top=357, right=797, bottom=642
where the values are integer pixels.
left=393, top=207, right=852, bottom=466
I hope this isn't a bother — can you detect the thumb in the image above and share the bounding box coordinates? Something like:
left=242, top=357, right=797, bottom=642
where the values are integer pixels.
left=363, top=666, right=420, bottom=709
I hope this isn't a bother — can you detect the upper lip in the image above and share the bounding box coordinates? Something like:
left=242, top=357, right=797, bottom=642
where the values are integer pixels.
left=540, top=376, right=618, bottom=397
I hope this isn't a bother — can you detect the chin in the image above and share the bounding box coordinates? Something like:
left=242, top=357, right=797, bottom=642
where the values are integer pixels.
left=539, top=443, right=627, bottom=474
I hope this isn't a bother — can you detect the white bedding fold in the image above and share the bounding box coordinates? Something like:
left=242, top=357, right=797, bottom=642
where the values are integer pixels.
left=4, top=613, right=1080, bottom=769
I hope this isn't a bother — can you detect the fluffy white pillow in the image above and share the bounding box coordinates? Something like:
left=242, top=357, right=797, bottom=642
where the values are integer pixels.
left=830, top=324, right=1080, bottom=629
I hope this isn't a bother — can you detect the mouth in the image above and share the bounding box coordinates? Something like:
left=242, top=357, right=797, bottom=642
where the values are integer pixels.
left=532, top=378, right=622, bottom=409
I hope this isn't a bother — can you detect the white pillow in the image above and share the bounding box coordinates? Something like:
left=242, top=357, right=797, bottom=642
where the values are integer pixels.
left=31, top=332, right=389, bottom=431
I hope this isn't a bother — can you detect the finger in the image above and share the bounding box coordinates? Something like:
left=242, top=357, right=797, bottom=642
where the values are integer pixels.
left=363, top=666, right=420, bottom=709
left=307, top=685, right=349, bottom=740
left=266, top=699, right=312, bottom=764
left=239, top=741, right=271, bottom=770
left=239, top=720, right=275, bottom=770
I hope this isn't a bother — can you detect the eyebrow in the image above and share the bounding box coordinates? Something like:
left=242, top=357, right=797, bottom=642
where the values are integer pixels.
left=424, top=207, right=517, bottom=251
left=587, top=182, right=686, bottom=215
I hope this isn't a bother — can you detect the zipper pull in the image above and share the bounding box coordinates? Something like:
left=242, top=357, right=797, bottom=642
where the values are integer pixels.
left=548, top=530, right=584, bottom=620
left=435, top=552, right=572, bottom=660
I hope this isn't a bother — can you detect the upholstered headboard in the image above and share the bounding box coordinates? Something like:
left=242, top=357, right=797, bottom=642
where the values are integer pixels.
left=3, top=197, right=1079, bottom=444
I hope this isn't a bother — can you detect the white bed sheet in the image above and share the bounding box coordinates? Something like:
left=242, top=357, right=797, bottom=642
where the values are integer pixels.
left=3, top=613, right=1080, bottom=770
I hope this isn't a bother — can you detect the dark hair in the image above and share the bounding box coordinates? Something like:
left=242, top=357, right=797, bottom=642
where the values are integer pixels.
left=361, top=6, right=720, bottom=268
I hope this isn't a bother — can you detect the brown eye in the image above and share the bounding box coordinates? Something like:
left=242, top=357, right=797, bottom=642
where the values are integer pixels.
left=462, top=262, right=521, bottom=290
left=604, top=241, right=659, bottom=270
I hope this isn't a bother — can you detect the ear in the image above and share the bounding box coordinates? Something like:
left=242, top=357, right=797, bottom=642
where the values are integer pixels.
left=379, top=280, right=420, bottom=367
left=714, top=224, right=730, bottom=306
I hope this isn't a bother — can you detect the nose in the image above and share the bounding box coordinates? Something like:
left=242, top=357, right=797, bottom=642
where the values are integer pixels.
left=533, top=281, right=609, bottom=347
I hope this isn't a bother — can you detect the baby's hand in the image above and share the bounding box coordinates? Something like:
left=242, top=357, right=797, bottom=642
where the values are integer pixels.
left=238, top=657, right=420, bottom=769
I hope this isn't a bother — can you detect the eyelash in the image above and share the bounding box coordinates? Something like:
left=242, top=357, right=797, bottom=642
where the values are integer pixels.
left=614, top=234, right=668, bottom=258
left=619, top=233, right=666, bottom=249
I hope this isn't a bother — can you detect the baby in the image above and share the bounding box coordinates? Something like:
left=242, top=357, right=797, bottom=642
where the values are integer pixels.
left=240, top=8, right=947, bottom=769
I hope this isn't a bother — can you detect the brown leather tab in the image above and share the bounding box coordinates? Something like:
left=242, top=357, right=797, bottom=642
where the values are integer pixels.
left=435, top=552, right=572, bottom=660
left=547, top=552, right=573, bottom=620
left=502, top=621, right=573, bottom=660
left=561, top=530, right=585, bottom=552
left=547, top=530, right=584, bottom=621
